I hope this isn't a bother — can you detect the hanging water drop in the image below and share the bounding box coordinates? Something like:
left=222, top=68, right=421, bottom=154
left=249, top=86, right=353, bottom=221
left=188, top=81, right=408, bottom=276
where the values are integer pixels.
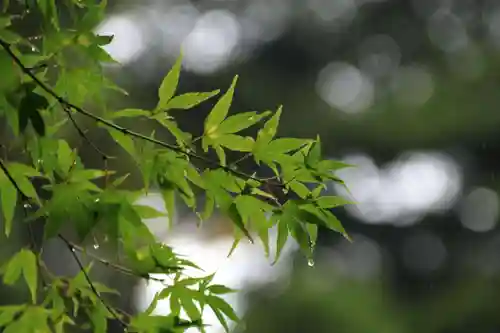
left=307, top=259, right=315, bottom=267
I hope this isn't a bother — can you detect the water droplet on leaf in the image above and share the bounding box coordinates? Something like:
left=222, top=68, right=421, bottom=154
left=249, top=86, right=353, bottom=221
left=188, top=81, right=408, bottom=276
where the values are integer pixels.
left=23, top=203, right=31, bottom=209
left=93, top=243, right=99, bottom=250
left=307, top=259, right=315, bottom=267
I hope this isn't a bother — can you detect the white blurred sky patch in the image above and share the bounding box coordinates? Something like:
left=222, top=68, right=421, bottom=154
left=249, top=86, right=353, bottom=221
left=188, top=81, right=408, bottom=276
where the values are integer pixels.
left=333, top=151, right=463, bottom=226
left=94, top=0, right=293, bottom=74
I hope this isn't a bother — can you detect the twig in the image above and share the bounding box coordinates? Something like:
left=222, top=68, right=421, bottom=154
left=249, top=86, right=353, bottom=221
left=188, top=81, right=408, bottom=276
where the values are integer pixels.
left=62, top=105, right=110, bottom=160
left=58, top=234, right=168, bottom=284
left=58, top=235, right=129, bottom=329
left=0, top=158, right=141, bottom=328
left=229, top=153, right=252, bottom=167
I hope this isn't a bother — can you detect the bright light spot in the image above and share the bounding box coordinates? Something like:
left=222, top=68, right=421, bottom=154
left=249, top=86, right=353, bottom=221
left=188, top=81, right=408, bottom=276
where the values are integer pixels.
left=358, top=34, right=401, bottom=78
left=316, top=62, right=374, bottom=114
left=325, top=234, right=382, bottom=280
left=459, top=187, right=499, bottom=232
left=95, top=14, right=146, bottom=65
left=334, top=152, right=462, bottom=226
left=134, top=193, right=173, bottom=240
left=183, top=10, right=241, bottom=74
left=388, top=152, right=461, bottom=212
left=159, top=5, right=200, bottom=54
left=402, top=231, right=447, bottom=275
left=427, top=9, right=469, bottom=53
left=390, top=65, right=434, bottom=108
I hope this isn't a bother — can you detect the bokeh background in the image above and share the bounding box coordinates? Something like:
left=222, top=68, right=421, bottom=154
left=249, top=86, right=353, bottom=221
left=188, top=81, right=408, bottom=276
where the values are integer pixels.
left=4, top=0, right=500, bottom=332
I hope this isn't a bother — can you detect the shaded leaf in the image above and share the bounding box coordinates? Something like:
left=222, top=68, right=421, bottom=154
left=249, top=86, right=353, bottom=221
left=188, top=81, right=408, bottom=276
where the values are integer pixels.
left=227, top=203, right=253, bottom=243
left=208, top=285, right=237, bottom=295
left=0, top=176, right=17, bottom=236
left=20, top=249, right=38, bottom=304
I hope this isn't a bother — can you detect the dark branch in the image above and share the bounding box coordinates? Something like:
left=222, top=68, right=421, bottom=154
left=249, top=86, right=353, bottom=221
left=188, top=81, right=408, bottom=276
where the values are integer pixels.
left=62, top=105, right=110, bottom=160
left=58, top=234, right=129, bottom=329
left=0, top=38, right=279, bottom=187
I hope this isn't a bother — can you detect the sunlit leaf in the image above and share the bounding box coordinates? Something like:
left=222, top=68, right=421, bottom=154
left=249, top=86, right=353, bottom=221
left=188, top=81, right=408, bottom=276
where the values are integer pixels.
left=108, top=108, right=150, bottom=119
left=217, top=135, right=254, bottom=152
left=165, top=91, right=220, bottom=111
left=316, top=196, right=355, bottom=208
left=267, top=138, right=310, bottom=154
left=257, top=106, right=282, bottom=144
left=217, top=111, right=271, bottom=134
left=157, top=53, right=183, bottom=110
left=204, top=76, right=238, bottom=135
left=107, top=127, right=136, bottom=157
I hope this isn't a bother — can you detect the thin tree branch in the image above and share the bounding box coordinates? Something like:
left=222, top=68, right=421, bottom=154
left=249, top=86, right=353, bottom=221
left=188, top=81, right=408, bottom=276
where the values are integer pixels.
left=62, top=105, right=110, bottom=160
left=1, top=158, right=48, bottom=287
left=58, top=234, right=169, bottom=284
left=57, top=234, right=129, bottom=329
left=0, top=38, right=279, bottom=187
left=0, top=158, right=169, bottom=329
left=0, top=158, right=28, bottom=201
